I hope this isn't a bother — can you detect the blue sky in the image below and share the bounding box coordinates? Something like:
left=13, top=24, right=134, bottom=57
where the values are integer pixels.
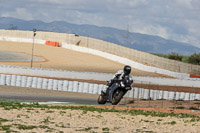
left=0, top=0, right=200, bottom=48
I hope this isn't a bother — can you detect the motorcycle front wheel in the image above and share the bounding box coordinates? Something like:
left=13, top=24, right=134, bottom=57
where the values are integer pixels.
left=97, top=95, right=107, bottom=104
left=111, top=89, right=124, bottom=105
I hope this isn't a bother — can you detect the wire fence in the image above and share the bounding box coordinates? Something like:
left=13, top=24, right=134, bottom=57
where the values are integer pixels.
left=122, top=83, right=200, bottom=110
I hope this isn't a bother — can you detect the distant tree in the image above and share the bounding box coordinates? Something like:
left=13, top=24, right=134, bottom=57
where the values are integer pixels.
left=168, top=52, right=183, bottom=61
left=8, top=24, right=18, bottom=30
left=188, top=53, right=200, bottom=65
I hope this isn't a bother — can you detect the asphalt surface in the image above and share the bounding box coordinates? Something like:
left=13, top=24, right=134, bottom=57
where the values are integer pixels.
left=0, top=51, right=45, bottom=61
left=0, top=92, right=97, bottom=105
left=0, top=85, right=98, bottom=105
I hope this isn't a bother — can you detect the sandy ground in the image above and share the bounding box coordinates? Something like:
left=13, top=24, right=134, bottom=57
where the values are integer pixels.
left=0, top=86, right=200, bottom=132
left=0, top=41, right=168, bottom=77
left=0, top=104, right=200, bottom=133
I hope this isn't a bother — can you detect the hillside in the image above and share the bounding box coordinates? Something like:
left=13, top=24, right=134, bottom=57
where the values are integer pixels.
left=0, top=17, right=200, bottom=56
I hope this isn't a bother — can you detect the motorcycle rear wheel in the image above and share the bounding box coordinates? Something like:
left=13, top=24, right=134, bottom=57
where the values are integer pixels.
left=111, top=90, right=124, bottom=105
left=97, top=95, right=107, bottom=104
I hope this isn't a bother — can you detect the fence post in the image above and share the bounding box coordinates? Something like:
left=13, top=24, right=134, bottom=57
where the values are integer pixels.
left=174, top=86, right=177, bottom=109
left=148, top=82, right=151, bottom=107
left=161, top=87, right=164, bottom=108
left=188, top=87, right=191, bottom=109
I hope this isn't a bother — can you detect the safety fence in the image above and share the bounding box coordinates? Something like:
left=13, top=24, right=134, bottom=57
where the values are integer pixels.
left=1, top=74, right=200, bottom=102
left=124, top=84, right=200, bottom=110
left=125, top=87, right=200, bottom=101
left=0, top=29, right=200, bottom=75
left=0, top=74, right=107, bottom=95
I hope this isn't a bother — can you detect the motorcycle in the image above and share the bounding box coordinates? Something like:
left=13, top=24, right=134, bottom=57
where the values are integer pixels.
left=97, top=77, right=133, bottom=105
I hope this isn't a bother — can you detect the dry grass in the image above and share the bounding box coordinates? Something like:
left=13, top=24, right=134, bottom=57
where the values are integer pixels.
left=0, top=101, right=200, bottom=133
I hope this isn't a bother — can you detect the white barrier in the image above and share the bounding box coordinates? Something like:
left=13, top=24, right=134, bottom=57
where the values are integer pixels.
left=31, top=77, right=37, bottom=88
left=184, top=93, right=190, bottom=101
left=42, top=78, right=48, bottom=89
left=68, top=81, right=73, bottom=92
left=175, top=92, right=180, bottom=100
left=88, top=84, right=94, bottom=94
left=58, top=80, right=63, bottom=91
left=0, top=36, right=45, bottom=44
left=133, top=88, right=139, bottom=99
left=21, top=76, right=27, bottom=87
left=168, top=92, right=175, bottom=100
left=63, top=80, right=69, bottom=91
left=16, top=76, right=22, bottom=87
left=37, top=78, right=43, bottom=89
left=11, top=75, right=16, bottom=86
left=93, top=84, right=99, bottom=94
left=128, top=89, right=134, bottom=98
left=73, top=81, right=78, bottom=92
left=47, top=79, right=53, bottom=90
left=179, top=92, right=185, bottom=100
left=26, top=77, right=33, bottom=88
left=190, top=93, right=195, bottom=101
left=83, top=83, right=89, bottom=93
left=143, top=89, right=149, bottom=99
left=6, top=75, right=11, bottom=86
left=195, top=94, right=200, bottom=100
left=158, top=91, right=163, bottom=100
left=1, top=74, right=200, bottom=101
left=0, top=74, right=6, bottom=85
left=163, top=91, right=169, bottom=100
left=53, top=80, right=58, bottom=90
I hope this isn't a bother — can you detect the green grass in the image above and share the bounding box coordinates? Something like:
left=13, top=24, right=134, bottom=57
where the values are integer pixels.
left=168, top=121, right=176, bottom=125
left=0, top=118, right=9, bottom=123
left=16, top=124, right=37, bottom=130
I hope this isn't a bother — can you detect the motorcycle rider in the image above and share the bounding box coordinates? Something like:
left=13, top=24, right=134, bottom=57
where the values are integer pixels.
left=102, top=65, right=133, bottom=95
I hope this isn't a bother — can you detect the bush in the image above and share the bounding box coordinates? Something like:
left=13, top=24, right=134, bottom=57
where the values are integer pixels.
left=168, top=52, right=183, bottom=61
left=188, top=53, right=200, bottom=65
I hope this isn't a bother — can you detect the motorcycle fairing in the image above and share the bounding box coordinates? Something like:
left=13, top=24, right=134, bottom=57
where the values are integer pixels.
left=109, top=82, right=120, bottom=102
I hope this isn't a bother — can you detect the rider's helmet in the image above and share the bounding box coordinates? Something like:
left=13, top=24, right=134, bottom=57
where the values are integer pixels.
left=123, top=65, right=131, bottom=75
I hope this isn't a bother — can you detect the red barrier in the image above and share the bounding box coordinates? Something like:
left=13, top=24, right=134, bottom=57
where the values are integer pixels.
left=190, top=74, right=200, bottom=78
left=45, top=41, right=59, bottom=47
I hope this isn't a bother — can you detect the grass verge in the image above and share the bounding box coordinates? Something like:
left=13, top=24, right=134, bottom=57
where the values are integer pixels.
left=0, top=100, right=200, bottom=121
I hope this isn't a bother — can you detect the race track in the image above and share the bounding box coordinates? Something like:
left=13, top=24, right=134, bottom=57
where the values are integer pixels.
left=0, top=40, right=167, bottom=77
left=0, top=85, right=98, bottom=105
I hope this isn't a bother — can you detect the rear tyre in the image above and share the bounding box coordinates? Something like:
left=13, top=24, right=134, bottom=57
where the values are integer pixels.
left=111, top=90, right=124, bottom=105
left=97, top=95, right=107, bottom=104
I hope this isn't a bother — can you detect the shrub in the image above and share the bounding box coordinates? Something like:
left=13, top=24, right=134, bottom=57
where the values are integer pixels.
left=168, top=52, right=183, bottom=61
left=188, top=53, right=200, bottom=65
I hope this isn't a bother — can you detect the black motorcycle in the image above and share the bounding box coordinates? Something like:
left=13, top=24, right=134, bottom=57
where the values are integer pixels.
left=98, top=77, right=133, bottom=105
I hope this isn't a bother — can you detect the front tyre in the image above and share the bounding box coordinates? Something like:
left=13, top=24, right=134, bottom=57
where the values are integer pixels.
left=111, top=89, right=124, bottom=105
left=97, top=95, right=107, bottom=104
